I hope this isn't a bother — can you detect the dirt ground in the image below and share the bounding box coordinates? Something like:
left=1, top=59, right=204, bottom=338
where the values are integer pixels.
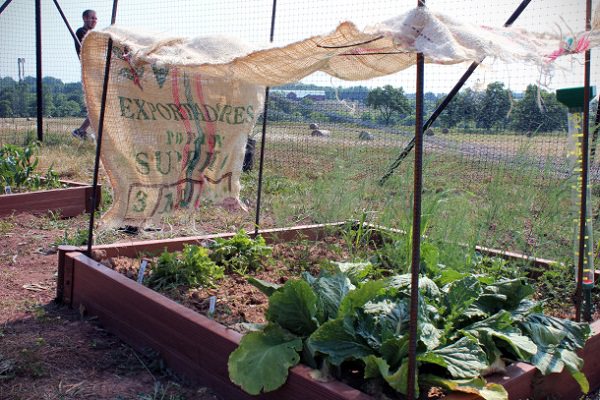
left=0, top=213, right=221, bottom=400
left=1, top=212, right=599, bottom=400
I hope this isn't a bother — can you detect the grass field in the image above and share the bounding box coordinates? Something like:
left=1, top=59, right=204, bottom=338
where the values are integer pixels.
left=1, top=118, right=596, bottom=266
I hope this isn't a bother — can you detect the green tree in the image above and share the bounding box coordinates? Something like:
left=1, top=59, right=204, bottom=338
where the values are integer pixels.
left=511, top=84, right=567, bottom=134
left=477, top=82, right=511, bottom=131
left=366, top=85, right=410, bottom=125
left=0, top=100, right=12, bottom=117
left=437, top=88, right=482, bottom=130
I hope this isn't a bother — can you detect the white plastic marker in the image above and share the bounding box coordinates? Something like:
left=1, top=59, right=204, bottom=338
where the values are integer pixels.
left=208, top=296, right=217, bottom=317
left=137, top=259, right=148, bottom=284
left=4, top=186, right=11, bottom=194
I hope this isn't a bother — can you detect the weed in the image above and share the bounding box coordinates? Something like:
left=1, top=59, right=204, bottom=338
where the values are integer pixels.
left=17, top=348, right=46, bottom=378
left=0, top=142, right=61, bottom=192
left=0, top=219, right=14, bottom=235
left=53, top=229, right=88, bottom=247
left=208, top=230, right=271, bottom=275
left=0, top=353, right=15, bottom=381
left=147, top=245, right=224, bottom=291
left=137, top=381, right=185, bottom=400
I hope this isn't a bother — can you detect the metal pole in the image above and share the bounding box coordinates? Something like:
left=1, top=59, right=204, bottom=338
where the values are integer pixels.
left=575, top=0, right=592, bottom=322
left=87, top=0, right=119, bottom=256
left=407, top=2, right=426, bottom=398
left=0, top=0, right=14, bottom=16
left=52, top=0, right=80, bottom=47
left=35, top=0, right=43, bottom=142
left=380, top=0, right=532, bottom=185
left=591, top=100, right=600, bottom=163
left=254, top=0, right=277, bottom=235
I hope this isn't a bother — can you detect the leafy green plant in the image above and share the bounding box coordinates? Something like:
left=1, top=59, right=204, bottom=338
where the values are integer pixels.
left=53, top=228, right=89, bottom=247
left=147, top=245, right=224, bottom=291
left=208, top=230, right=271, bottom=274
left=0, top=142, right=61, bottom=192
left=228, top=246, right=591, bottom=399
left=341, top=212, right=377, bottom=259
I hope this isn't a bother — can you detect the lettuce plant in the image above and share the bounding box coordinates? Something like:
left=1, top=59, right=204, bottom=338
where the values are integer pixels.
left=208, top=230, right=271, bottom=274
left=147, top=245, right=224, bottom=290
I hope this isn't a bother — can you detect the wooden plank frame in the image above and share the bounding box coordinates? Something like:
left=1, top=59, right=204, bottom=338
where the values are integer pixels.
left=0, top=179, right=101, bottom=218
left=56, top=223, right=600, bottom=400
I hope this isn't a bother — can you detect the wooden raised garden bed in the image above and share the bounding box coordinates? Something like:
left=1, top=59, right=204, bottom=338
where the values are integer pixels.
left=56, top=223, right=600, bottom=400
left=0, top=179, right=101, bottom=218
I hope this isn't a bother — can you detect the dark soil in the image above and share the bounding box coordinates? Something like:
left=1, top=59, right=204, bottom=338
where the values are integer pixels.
left=96, top=235, right=352, bottom=330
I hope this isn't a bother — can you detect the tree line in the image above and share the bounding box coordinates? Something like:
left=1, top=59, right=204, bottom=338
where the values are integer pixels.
left=0, top=76, right=573, bottom=134
left=272, top=82, right=570, bottom=134
left=0, top=76, right=86, bottom=118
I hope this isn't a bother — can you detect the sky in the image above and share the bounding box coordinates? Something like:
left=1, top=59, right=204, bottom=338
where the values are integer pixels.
left=0, top=0, right=598, bottom=94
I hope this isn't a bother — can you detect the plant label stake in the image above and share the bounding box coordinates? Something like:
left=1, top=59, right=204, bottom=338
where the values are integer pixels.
left=208, top=296, right=217, bottom=318
left=558, top=86, right=596, bottom=321
left=136, top=259, right=148, bottom=284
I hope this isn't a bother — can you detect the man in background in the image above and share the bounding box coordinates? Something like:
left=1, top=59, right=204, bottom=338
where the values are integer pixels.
left=72, top=9, right=97, bottom=140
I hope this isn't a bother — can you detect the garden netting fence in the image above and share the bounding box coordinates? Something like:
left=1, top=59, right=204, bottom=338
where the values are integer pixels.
left=0, top=0, right=598, bottom=264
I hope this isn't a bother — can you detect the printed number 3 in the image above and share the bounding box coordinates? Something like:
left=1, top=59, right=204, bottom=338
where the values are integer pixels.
left=132, top=190, right=147, bottom=212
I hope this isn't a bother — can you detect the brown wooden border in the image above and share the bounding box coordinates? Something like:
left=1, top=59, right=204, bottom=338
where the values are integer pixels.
left=56, top=224, right=600, bottom=399
left=0, top=179, right=101, bottom=218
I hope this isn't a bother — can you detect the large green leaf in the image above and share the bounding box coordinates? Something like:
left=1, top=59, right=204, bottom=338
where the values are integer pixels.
left=388, top=274, right=440, bottom=299
left=417, top=337, right=488, bottom=378
left=463, top=311, right=537, bottom=362
left=521, top=321, right=565, bottom=374
left=524, top=313, right=591, bottom=350
left=228, top=325, right=302, bottom=395
left=356, top=298, right=410, bottom=346
left=436, top=268, right=468, bottom=286
left=338, top=279, right=386, bottom=317
left=560, top=348, right=589, bottom=394
left=310, top=273, right=353, bottom=322
left=476, top=279, right=534, bottom=313
left=362, top=355, right=410, bottom=395
left=444, top=276, right=482, bottom=317
left=267, top=279, right=318, bottom=337
left=308, top=318, right=374, bottom=365
left=247, top=276, right=281, bottom=297
left=420, top=375, right=508, bottom=400
left=380, top=336, right=409, bottom=367
left=330, top=261, right=373, bottom=285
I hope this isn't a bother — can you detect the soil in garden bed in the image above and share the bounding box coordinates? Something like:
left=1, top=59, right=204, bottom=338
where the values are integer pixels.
left=97, top=235, right=354, bottom=330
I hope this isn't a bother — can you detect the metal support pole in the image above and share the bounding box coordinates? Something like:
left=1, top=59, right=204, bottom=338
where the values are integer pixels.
left=35, top=0, right=43, bottom=142
left=590, top=95, right=600, bottom=163
left=575, top=0, right=592, bottom=322
left=254, top=0, right=277, bottom=235
left=380, top=0, right=532, bottom=185
left=0, top=0, right=14, bottom=16
left=52, top=0, right=80, bottom=47
left=87, top=0, right=119, bottom=256
left=407, top=2, right=426, bottom=398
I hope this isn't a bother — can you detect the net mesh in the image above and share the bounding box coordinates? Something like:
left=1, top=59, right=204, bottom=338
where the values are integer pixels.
left=0, top=0, right=598, bottom=262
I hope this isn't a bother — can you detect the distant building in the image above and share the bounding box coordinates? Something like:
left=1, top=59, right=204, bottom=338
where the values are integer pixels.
left=271, top=89, right=326, bottom=101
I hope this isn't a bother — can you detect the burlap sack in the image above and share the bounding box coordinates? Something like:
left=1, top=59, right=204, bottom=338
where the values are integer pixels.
left=82, top=32, right=265, bottom=228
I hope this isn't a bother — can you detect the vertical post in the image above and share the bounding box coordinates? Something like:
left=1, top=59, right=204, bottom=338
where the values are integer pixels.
left=87, top=0, right=119, bottom=256
left=407, top=1, right=426, bottom=399
left=254, top=0, right=277, bottom=235
left=35, top=0, right=43, bottom=142
left=575, top=0, right=592, bottom=322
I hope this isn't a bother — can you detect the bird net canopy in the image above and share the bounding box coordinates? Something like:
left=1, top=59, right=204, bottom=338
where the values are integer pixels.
left=80, top=5, right=600, bottom=227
